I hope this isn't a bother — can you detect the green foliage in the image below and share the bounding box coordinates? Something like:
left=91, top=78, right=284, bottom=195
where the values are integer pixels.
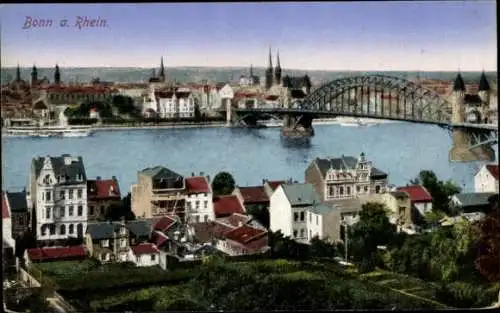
left=211, top=171, right=236, bottom=196
left=111, top=95, right=139, bottom=116
left=474, top=210, right=500, bottom=283
left=245, top=203, right=269, bottom=228
left=309, top=236, right=339, bottom=258
left=410, top=170, right=461, bottom=215
left=436, top=281, right=497, bottom=308
left=268, top=230, right=310, bottom=259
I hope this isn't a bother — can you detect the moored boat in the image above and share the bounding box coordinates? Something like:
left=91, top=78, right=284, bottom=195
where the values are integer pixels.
left=2, top=125, right=93, bottom=138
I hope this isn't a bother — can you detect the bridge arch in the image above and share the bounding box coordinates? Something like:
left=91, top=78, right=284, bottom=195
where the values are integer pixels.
left=301, top=74, right=453, bottom=124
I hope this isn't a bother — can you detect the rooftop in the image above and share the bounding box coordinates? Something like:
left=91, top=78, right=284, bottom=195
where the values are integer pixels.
left=87, top=178, right=121, bottom=200
left=224, top=224, right=267, bottom=245
left=397, top=185, right=433, bottom=203
left=453, top=192, right=497, bottom=208
left=312, top=156, right=387, bottom=179
left=131, top=243, right=159, bottom=255
left=32, top=155, right=87, bottom=185
left=185, top=176, right=211, bottom=194
left=213, top=195, right=246, bottom=218
left=26, top=246, right=87, bottom=262
left=281, top=183, right=321, bottom=206
left=236, top=186, right=269, bottom=204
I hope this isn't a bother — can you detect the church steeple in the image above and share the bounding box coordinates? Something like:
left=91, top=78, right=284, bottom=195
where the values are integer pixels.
left=265, top=47, right=274, bottom=89
left=31, top=64, right=38, bottom=86
left=274, top=49, right=282, bottom=85
left=54, top=64, right=61, bottom=84
left=267, top=47, right=273, bottom=69
left=159, top=56, right=165, bottom=82
left=478, top=70, right=490, bottom=91
left=453, top=72, right=465, bottom=92
left=250, top=64, right=253, bottom=77
left=16, top=63, right=21, bottom=82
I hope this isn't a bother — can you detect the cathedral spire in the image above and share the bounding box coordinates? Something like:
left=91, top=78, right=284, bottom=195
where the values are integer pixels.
left=274, top=48, right=282, bottom=85
left=54, top=64, right=61, bottom=85
left=159, top=56, right=165, bottom=81
left=31, top=64, right=38, bottom=85
left=276, top=49, right=281, bottom=69
left=267, top=46, right=273, bottom=69
left=16, top=63, right=21, bottom=82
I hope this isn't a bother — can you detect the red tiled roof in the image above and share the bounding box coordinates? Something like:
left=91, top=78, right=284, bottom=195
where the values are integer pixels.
left=153, top=216, right=177, bottom=231
left=397, top=185, right=433, bottom=203
left=87, top=178, right=121, bottom=200
left=266, top=180, right=287, bottom=191
left=185, top=176, right=210, bottom=194
left=213, top=195, right=246, bottom=218
left=2, top=192, right=10, bottom=219
left=264, top=95, right=279, bottom=101
left=486, top=164, right=499, bottom=180
left=151, top=230, right=169, bottom=248
left=40, top=85, right=115, bottom=93
left=27, top=246, right=87, bottom=262
left=217, top=213, right=250, bottom=228
left=224, top=224, right=267, bottom=245
left=131, top=243, right=159, bottom=255
left=236, top=186, right=269, bottom=204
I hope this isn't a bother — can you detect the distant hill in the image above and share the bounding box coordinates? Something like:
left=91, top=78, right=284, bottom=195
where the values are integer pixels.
left=1, top=67, right=496, bottom=86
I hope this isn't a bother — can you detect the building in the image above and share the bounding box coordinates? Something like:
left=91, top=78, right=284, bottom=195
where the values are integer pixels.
left=450, top=192, right=497, bottom=214
left=4, top=190, right=30, bottom=238
left=269, top=183, right=341, bottom=244
left=156, top=90, right=196, bottom=119
left=85, top=220, right=131, bottom=263
left=131, top=166, right=186, bottom=219
left=185, top=175, right=214, bottom=223
left=24, top=246, right=87, bottom=266
left=305, top=153, right=389, bottom=203
left=396, top=185, right=433, bottom=217
left=2, top=192, right=16, bottom=250
left=263, top=179, right=287, bottom=198
left=474, top=164, right=499, bottom=193
left=87, top=177, right=121, bottom=221
left=213, top=195, right=246, bottom=218
left=232, top=185, right=270, bottom=209
left=379, top=191, right=413, bottom=229
left=28, top=154, right=88, bottom=243
left=128, top=243, right=160, bottom=267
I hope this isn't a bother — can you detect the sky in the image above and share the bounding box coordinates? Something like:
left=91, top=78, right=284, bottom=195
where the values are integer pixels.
left=0, top=2, right=497, bottom=71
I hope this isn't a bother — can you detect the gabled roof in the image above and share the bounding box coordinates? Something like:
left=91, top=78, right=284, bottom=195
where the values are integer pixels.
left=485, top=164, right=499, bottom=180
left=213, top=195, right=246, bottom=218
left=191, top=221, right=235, bottom=243
left=478, top=72, right=490, bottom=91
left=32, top=154, right=87, bottom=184
left=453, top=192, right=496, bottom=207
left=311, top=156, right=388, bottom=179
left=151, top=230, right=169, bottom=248
left=266, top=180, right=287, bottom=191
left=216, top=213, right=251, bottom=228
left=140, top=166, right=183, bottom=181
left=5, top=191, right=27, bottom=214
left=2, top=192, right=10, bottom=219
left=87, top=178, right=121, bottom=200
left=397, top=185, right=433, bottom=203
left=185, top=176, right=210, bottom=194
left=280, top=183, right=320, bottom=206
left=26, top=246, right=86, bottom=262
left=390, top=191, right=409, bottom=199
left=153, top=216, right=177, bottom=232
left=127, top=219, right=156, bottom=237
left=236, top=186, right=269, bottom=204
left=131, top=243, right=159, bottom=255
left=86, top=222, right=121, bottom=240
left=308, top=203, right=333, bottom=215
left=224, top=224, right=267, bottom=245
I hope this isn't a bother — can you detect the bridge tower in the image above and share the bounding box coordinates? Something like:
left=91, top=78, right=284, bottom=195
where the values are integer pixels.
left=449, top=73, right=495, bottom=162
left=478, top=71, right=491, bottom=124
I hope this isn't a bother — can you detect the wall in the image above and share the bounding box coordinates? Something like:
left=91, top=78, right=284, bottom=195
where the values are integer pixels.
left=130, top=251, right=160, bottom=267
left=186, top=192, right=214, bottom=222
left=305, top=163, right=325, bottom=201
left=321, top=209, right=342, bottom=243
left=269, top=187, right=293, bottom=237
left=306, top=211, right=323, bottom=242
left=474, top=166, right=498, bottom=193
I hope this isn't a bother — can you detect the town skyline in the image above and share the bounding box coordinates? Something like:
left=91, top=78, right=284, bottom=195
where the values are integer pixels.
left=1, top=2, right=497, bottom=71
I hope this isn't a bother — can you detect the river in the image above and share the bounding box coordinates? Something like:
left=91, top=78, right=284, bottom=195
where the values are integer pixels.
left=2, top=123, right=497, bottom=193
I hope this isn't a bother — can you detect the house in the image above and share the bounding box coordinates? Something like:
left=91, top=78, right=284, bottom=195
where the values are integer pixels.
left=450, top=192, right=497, bottom=214
left=379, top=191, right=413, bottom=229
left=87, top=176, right=121, bottom=221
left=397, top=185, right=433, bottom=217
left=129, top=243, right=160, bottom=267
left=32, top=100, right=49, bottom=120
left=269, top=183, right=341, bottom=244
left=4, top=190, right=30, bottom=239
left=232, top=185, right=269, bottom=209
left=263, top=179, right=287, bottom=198
left=142, top=86, right=158, bottom=116
left=213, top=195, right=246, bottom=218
left=85, top=220, right=131, bottom=263
left=305, top=153, right=388, bottom=203
left=28, top=154, right=88, bottom=244
left=156, top=90, right=195, bottom=119
left=131, top=166, right=185, bottom=219
left=474, top=164, right=499, bottom=193
left=185, top=175, right=214, bottom=223
left=24, top=246, right=87, bottom=266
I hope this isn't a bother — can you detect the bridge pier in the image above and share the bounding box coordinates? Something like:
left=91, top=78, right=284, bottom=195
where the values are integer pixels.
left=281, top=115, right=314, bottom=138
left=449, top=129, right=495, bottom=162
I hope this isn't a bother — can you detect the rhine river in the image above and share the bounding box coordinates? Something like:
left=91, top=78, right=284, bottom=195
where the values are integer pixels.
left=2, top=123, right=498, bottom=193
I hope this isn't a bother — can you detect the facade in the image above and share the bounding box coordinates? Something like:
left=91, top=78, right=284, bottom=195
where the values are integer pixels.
left=2, top=192, right=16, bottom=249
left=129, top=243, right=160, bottom=267
left=28, top=155, right=88, bottom=243
left=4, top=190, right=30, bottom=238
left=131, top=166, right=186, bottom=219
left=450, top=192, right=496, bottom=214
left=218, top=84, right=234, bottom=111
left=263, top=179, right=287, bottom=198
left=87, top=177, right=121, bottom=221
left=305, top=153, right=389, bottom=203
left=185, top=176, right=214, bottom=223
left=397, top=185, right=433, bottom=217
left=269, top=183, right=341, bottom=244
left=380, top=191, right=413, bottom=228
left=474, top=164, right=499, bottom=193
left=85, top=221, right=131, bottom=263
left=155, top=90, right=195, bottom=119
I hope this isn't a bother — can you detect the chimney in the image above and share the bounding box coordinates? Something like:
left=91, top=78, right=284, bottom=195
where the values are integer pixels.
left=191, top=172, right=195, bottom=177
left=96, top=176, right=101, bottom=180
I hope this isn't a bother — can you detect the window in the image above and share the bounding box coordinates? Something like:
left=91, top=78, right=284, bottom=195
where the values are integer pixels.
left=69, top=189, right=74, bottom=199
left=46, top=191, right=51, bottom=201
left=69, top=206, right=74, bottom=216
left=69, top=224, right=74, bottom=234
left=309, top=213, right=312, bottom=223
left=204, top=215, right=208, bottom=222
left=294, top=212, right=299, bottom=222
left=49, top=224, right=56, bottom=235
left=204, top=200, right=208, bottom=209
left=346, top=186, right=351, bottom=195
left=101, top=240, right=109, bottom=247
left=78, top=205, right=83, bottom=216
left=60, top=206, right=65, bottom=217
left=364, top=186, right=368, bottom=192
left=151, top=254, right=156, bottom=261
left=293, top=230, right=298, bottom=238
left=300, top=229, right=305, bottom=238
left=41, top=225, right=47, bottom=236
left=356, top=186, right=360, bottom=192
left=328, top=185, right=335, bottom=196
left=187, top=202, right=192, bottom=210
left=77, top=189, right=82, bottom=199
left=316, top=215, right=319, bottom=225
left=60, top=190, right=65, bottom=200
left=375, top=185, right=381, bottom=194
left=195, top=201, right=200, bottom=209
left=46, top=207, right=51, bottom=219
left=77, top=223, right=83, bottom=237
left=60, top=224, right=66, bottom=235
left=100, top=206, right=105, bottom=215
left=195, top=215, right=200, bottom=222
left=89, top=206, right=94, bottom=215
left=309, top=229, right=312, bottom=239
left=339, top=187, right=344, bottom=195
left=300, top=211, right=305, bottom=221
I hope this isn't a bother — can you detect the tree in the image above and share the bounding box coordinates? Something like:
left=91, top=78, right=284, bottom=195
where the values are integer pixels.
left=211, top=172, right=236, bottom=196
left=245, top=204, right=269, bottom=228
left=410, top=170, right=461, bottom=215
left=309, top=236, right=338, bottom=258
left=112, top=95, right=139, bottom=116
left=474, top=195, right=500, bottom=283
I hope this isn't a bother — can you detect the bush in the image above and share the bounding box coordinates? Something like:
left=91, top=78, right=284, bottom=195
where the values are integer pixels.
left=436, top=281, right=497, bottom=308
left=68, top=118, right=98, bottom=125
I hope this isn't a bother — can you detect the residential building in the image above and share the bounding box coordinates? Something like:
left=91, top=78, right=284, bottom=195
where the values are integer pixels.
left=450, top=192, right=497, bottom=214
left=129, top=243, right=160, bottom=267
left=142, top=85, right=158, bottom=116
left=4, top=190, right=30, bottom=238
left=269, top=183, right=341, bottom=244
left=305, top=153, right=389, bottom=203
left=85, top=220, right=131, bottom=263
left=131, top=166, right=186, bottom=219
left=397, top=185, right=433, bottom=217
left=218, top=84, right=234, bottom=111
left=474, top=164, right=499, bottom=193
left=28, top=154, right=88, bottom=243
left=2, top=192, right=16, bottom=250
left=263, top=179, right=287, bottom=198
left=232, top=185, right=270, bottom=209
left=24, top=246, right=87, bottom=266
left=185, top=176, right=214, bottom=223
left=156, top=90, right=195, bottom=119
left=213, top=195, right=246, bottom=218
left=379, top=191, right=413, bottom=228
left=87, top=177, right=121, bottom=221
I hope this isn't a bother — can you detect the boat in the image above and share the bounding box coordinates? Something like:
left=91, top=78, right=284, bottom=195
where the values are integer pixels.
left=338, top=117, right=374, bottom=127
left=260, top=120, right=283, bottom=128
left=2, top=124, right=93, bottom=138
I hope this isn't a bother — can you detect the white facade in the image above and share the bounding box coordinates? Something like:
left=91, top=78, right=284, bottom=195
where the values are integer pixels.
left=414, top=201, right=432, bottom=216
left=269, top=186, right=294, bottom=238
left=129, top=250, right=160, bottom=267
left=142, top=86, right=158, bottom=115
left=158, top=95, right=176, bottom=118
left=210, top=87, right=222, bottom=110
left=186, top=192, right=214, bottom=223
left=474, top=165, right=499, bottom=193
left=2, top=194, right=15, bottom=249
left=218, top=84, right=234, bottom=111
left=177, top=94, right=195, bottom=118
left=156, top=92, right=195, bottom=118
left=30, top=156, right=88, bottom=242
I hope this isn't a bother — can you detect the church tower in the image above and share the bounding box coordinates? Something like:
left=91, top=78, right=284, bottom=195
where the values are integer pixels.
left=54, top=64, right=61, bottom=84
left=478, top=71, right=491, bottom=123
left=274, top=49, right=282, bottom=86
left=16, top=64, right=21, bottom=82
left=159, top=57, right=165, bottom=82
left=31, top=65, right=38, bottom=86
left=452, top=72, right=466, bottom=124
left=265, top=47, right=274, bottom=90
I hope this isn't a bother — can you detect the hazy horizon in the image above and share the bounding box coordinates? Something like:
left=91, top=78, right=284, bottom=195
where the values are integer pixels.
left=1, top=2, right=497, bottom=71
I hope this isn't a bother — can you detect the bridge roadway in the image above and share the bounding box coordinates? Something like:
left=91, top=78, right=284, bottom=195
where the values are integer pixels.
left=229, top=108, right=498, bottom=131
